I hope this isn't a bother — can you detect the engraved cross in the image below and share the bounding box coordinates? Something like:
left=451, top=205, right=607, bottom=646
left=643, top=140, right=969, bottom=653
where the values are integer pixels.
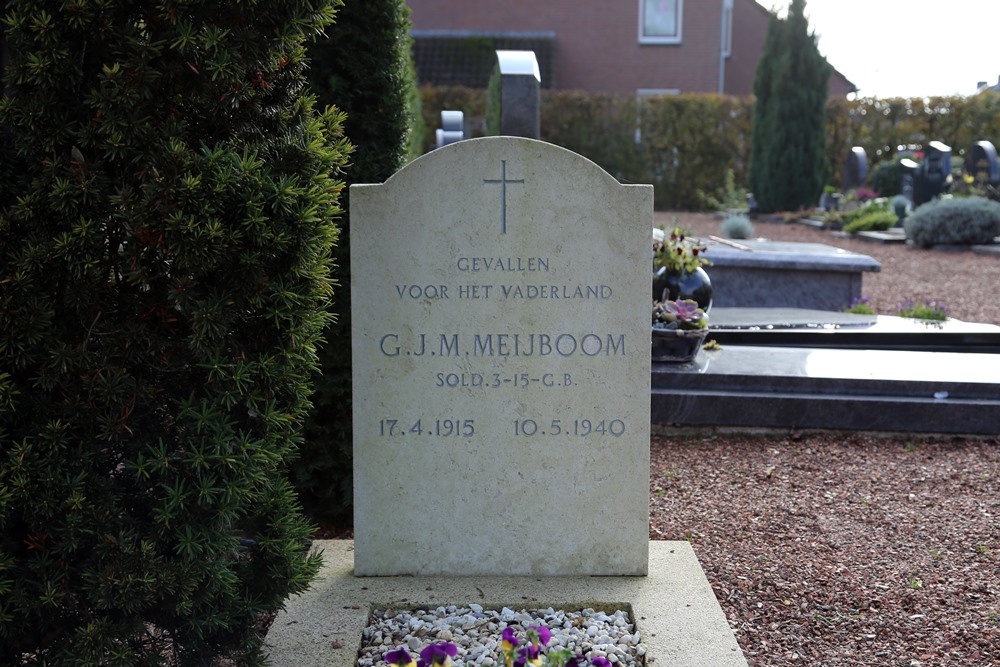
left=483, top=160, right=524, bottom=234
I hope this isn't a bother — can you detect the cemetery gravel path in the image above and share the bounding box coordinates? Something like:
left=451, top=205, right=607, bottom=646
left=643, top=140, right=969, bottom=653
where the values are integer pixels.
left=652, top=213, right=999, bottom=666
left=650, top=430, right=998, bottom=667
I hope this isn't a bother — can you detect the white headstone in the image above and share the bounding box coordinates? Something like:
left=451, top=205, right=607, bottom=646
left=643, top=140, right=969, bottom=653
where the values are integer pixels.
left=351, top=137, right=652, bottom=576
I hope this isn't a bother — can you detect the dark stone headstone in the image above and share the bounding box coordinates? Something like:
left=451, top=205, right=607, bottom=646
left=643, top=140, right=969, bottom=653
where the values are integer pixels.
left=963, top=140, right=999, bottom=186
left=495, top=50, right=540, bottom=139
left=899, top=158, right=919, bottom=206
left=914, top=141, right=952, bottom=206
left=842, top=146, right=868, bottom=190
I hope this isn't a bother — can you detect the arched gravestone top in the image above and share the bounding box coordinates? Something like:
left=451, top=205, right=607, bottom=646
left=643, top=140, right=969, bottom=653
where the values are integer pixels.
left=842, top=146, right=867, bottom=190
left=964, top=140, right=999, bottom=186
left=350, top=137, right=652, bottom=576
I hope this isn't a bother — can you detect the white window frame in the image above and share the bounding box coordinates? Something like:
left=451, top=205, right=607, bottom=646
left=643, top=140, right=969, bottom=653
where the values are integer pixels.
left=639, top=0, right=683, bottom=45
left=721, top=0, right=733, bottom=58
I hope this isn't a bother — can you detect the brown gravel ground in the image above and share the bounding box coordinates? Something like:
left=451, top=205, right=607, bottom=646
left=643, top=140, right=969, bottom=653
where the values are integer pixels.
left=651, top=430, right=999, bottom=667
left=651, top=213, right=1000, bottom=666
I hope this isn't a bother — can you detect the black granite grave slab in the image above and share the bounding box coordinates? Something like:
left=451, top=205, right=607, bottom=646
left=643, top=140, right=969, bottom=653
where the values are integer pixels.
left=652, top=345, right=1000, bottom=434
left=709, top=308, right=1000, bottom=353
left=651, top=308, right=1000, bottom=434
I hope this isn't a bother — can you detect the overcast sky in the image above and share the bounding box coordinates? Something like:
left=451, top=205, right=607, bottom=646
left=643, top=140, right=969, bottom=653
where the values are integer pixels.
left=778, top=0, right=1000, bottom=98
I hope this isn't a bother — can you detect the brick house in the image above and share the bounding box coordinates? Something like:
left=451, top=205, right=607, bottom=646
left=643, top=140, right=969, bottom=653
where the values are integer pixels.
left=407, top=0, right=856, bottom=97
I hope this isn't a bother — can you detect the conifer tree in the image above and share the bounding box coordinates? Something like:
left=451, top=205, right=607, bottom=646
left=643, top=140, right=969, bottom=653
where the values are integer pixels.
left=0, top=1, right=350, bottom=662
left=749, top=0, right=831, bottom=213
left=296, top=0, right=421, bottom=524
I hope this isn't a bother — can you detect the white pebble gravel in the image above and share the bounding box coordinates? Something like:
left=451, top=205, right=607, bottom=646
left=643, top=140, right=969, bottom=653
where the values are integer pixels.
left=357, top=607, right=646, bottom=667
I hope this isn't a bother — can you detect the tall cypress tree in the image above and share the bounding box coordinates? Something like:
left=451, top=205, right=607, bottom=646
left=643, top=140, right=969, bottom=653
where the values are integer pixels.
left=0, top=1, right=350, bottom=662
left=749, top=0, right=831, bottom=213
left=296, top=0, right=421, bottom=525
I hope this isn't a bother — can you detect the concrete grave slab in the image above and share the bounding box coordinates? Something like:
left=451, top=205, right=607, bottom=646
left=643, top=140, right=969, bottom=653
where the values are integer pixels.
left=264, top=541, right=749, bottom=667
left=699, top=238, right=880, bottom=310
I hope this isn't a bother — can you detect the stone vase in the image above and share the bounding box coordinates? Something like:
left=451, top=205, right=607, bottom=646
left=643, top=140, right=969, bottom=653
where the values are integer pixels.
left=650, top=327, right=709, bottom=363
left=653, top=266, right=713, bottom=311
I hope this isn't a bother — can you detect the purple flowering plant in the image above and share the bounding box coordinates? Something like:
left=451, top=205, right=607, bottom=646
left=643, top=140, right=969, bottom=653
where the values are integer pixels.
left=652, top=298, right=708, bottom=331
left=384, top=624, right=606, bottom=667
left=653, top=225, right=711, bottom=274
left=897, top=297, right=948, bottom=321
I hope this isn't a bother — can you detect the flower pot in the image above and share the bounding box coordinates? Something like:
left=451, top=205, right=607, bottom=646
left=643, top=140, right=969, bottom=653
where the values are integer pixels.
left=651, top=327, right=709, bottom=363
left=653, top=266, right=713, bottom=311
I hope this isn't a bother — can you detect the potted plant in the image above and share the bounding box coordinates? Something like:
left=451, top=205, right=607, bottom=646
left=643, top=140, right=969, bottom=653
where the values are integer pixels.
left=820, top=184, right=841, bottom=212
left=652, top=298, right=710, bottom=363
left=652, top=225, right=713, bottom=310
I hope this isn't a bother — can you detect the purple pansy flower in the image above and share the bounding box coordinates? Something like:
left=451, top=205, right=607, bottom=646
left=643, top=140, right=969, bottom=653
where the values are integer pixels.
left=501, top=626, right=520, bottom=651
left=526, top=625, right=551, bottom=647
left=591, top=658, right=612, bottom=667
left=419, top=642, right=458, bottom=667
left=385, top=649, right=416, bottom=667
left=513, top=644, right=542, bottom=667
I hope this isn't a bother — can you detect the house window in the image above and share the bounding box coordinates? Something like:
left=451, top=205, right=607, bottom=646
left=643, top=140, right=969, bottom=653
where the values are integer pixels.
left=640, top=0, right=683, bottom=44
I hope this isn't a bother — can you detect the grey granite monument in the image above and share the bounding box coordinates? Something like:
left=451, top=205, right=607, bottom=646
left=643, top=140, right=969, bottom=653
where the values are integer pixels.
left=495, top=50, right=540, bottom=139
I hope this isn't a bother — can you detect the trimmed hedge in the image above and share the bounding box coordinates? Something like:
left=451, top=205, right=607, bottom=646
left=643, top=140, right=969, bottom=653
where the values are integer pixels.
left=420, top=87, right=1000, bottom=211
left=904, top=196, right=1000, bottom=248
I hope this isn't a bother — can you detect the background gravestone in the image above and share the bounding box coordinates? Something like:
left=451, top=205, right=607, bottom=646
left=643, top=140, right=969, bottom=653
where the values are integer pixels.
left=914, top=140, right=952, bottom=205
left=842, top=146, right=867, bottom=190
left=350, top=136, right=652, bottom=576
left=494, top=50, right=541, bottom=139
left=435, top=109, right=464, bottom=149
left=899, top=158, right=918, bottom=206
left=964, top=140, right=999, bottom=186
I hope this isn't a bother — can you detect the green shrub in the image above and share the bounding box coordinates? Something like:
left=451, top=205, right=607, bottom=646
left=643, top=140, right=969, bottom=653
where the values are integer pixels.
left=0, top=1, right=349, bottom=662
left=904, top=196, right=1000, bottom=248
left=845, top=297, right=877, bottom=315
left=301, top=0, right=418, bottom=525
left=897, top=298, right=949, bottom=321
left=721, top=212, right=756, bottom=239
left=842, top=208, right=898, bottom=233
left=868, top=159, right=903, bottom=197
left=701, top=168, right=749, bottom=211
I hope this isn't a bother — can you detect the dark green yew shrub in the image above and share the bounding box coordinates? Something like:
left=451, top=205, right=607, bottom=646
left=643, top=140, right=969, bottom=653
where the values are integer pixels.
left=299, top=0, right=419, bottom=525
left=904, top=196, right=1000, bottom=248
left=0, top=0, right=350, bottom=663
left=749, top=0, right=831, bottom=213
